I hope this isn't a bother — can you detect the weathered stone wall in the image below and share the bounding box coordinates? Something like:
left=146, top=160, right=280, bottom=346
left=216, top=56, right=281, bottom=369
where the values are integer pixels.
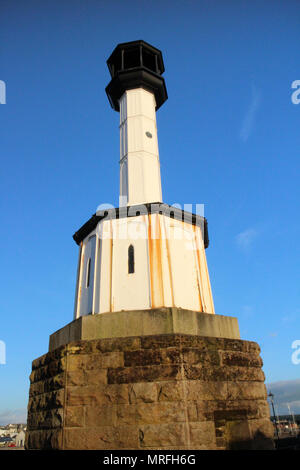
left=25, top=334, right=274, bottom=450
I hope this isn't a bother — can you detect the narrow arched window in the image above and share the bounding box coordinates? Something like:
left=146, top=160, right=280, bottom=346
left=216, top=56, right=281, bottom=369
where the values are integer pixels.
left=128, top=245, right=135, bottom=274
left=86, top=258, right=91, bottom=287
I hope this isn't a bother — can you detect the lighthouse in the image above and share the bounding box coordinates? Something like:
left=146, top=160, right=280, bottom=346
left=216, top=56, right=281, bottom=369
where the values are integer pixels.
left=26, top=41, right=274, bottom=451
left=73, top=40, right=215, bottom=319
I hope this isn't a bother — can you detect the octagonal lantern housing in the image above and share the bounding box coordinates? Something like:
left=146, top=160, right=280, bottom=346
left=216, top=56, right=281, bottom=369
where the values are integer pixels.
left=106, top=40, right=168, bottom=111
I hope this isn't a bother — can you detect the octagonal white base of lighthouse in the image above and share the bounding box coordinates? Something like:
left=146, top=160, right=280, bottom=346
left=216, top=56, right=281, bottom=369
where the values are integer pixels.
left=74, top=207, right=215, bottom=319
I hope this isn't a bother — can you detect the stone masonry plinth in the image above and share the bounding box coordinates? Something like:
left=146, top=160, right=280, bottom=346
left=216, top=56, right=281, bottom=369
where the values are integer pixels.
left=25, top=334, right=274, bottom=450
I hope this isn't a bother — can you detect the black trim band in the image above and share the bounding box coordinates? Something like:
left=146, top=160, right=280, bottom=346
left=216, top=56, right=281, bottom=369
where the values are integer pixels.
left=73, top=202, right=209, bottom=249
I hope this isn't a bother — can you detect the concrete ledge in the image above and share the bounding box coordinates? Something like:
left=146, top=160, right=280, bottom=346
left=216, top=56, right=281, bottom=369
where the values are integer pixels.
left=49, top=308, right=240, bottom=352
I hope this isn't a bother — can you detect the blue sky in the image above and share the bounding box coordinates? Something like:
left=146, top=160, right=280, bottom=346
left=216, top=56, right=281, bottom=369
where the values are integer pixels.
left=0, top=0, right=299, bottom=423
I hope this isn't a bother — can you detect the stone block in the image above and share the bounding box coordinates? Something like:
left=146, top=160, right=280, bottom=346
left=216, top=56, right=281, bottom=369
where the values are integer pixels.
left=179, top=335, right=213, bottom=350
left=43, top=373, right=65, bottom=392
left=124, top=348, right=181, bottom=367
left=104, top=383, right=130, bottom=404
left=29, top=381, right=44, bottom=397
left=28, top=389, right=65, bottom=412
left=67, top=385, right=105, bottom=406
left=98, top=352, right=124, bottom=368
left=135, top=402, right=186, bottom=424
left=141, top=334, right=182, bottom=350
left=182, top=348, right=220, bottom=366
left=226, top=366, right=265, bottom=382
left=184, top=364, right=227, bottom=381
left=195, top=400, right=216, bottom=421
left=64, top=428, right=86, bottom=450
left=67, top=425, right=139, bottom=450
left=129, top=382, right=158, bottom=404
left=84, top=368, right=108, bottom=385
left=65, top=406, right=84, bottom=427
left=221, top=351, right=262, bottom=368
left=26, top=429, right=63, bottom=450
left=124, top=349, right=162, bottom=367
left=157, top=381, right=184, bottom=402
left=94, top=336, right=141, bottom=353
left=99, top=425, right=139, bottom=449
left=67, top=354, right=88, bottom=372
left=189, top=421, right=216, bottom=448
left=227, top=381, right=267, bottom=400
left=139, top=423, right=187, bottom=448
left=186, top=402, right=198, bottom=421
left=67, top=368, right=107, bottom=387
left=27, top=409, right=64, bottom=430
left=186, top=380, right=227, bottom=401
left=67, top=341, right=94, bottom=355
left=216, top=402, right=258, bottom=420
left=116, top=404, right=137, bottom=425
left=107, top=364, right=181, bottom=384
left=32, top=354, right=47, bottom=371
left=66, top=370, right=85, bottom=386
left=47, top=358, right=67, bottom=377
left=85, top=404, right=117, bottom=427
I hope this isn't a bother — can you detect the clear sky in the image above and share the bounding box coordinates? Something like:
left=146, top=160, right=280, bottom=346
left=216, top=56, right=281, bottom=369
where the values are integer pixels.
left=0, top=0, right=299, bottom=423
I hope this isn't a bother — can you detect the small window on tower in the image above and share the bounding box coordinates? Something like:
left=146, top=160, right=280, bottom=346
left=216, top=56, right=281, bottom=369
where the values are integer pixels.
left=86, top=258, right=91, bottom=287
left=128, top=245, right=135, bottom=274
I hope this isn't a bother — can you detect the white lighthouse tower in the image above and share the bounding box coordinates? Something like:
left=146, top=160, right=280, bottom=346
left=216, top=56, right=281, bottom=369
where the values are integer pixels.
left=73, top=40, right=215, bottom=319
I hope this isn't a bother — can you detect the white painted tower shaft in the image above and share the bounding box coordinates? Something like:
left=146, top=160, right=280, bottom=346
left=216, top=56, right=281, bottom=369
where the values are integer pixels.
left=119, top=88, right=163, bottom=206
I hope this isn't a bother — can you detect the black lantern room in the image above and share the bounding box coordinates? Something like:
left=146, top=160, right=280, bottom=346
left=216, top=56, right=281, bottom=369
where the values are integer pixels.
left=105, top=40, right=168, bottom=112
